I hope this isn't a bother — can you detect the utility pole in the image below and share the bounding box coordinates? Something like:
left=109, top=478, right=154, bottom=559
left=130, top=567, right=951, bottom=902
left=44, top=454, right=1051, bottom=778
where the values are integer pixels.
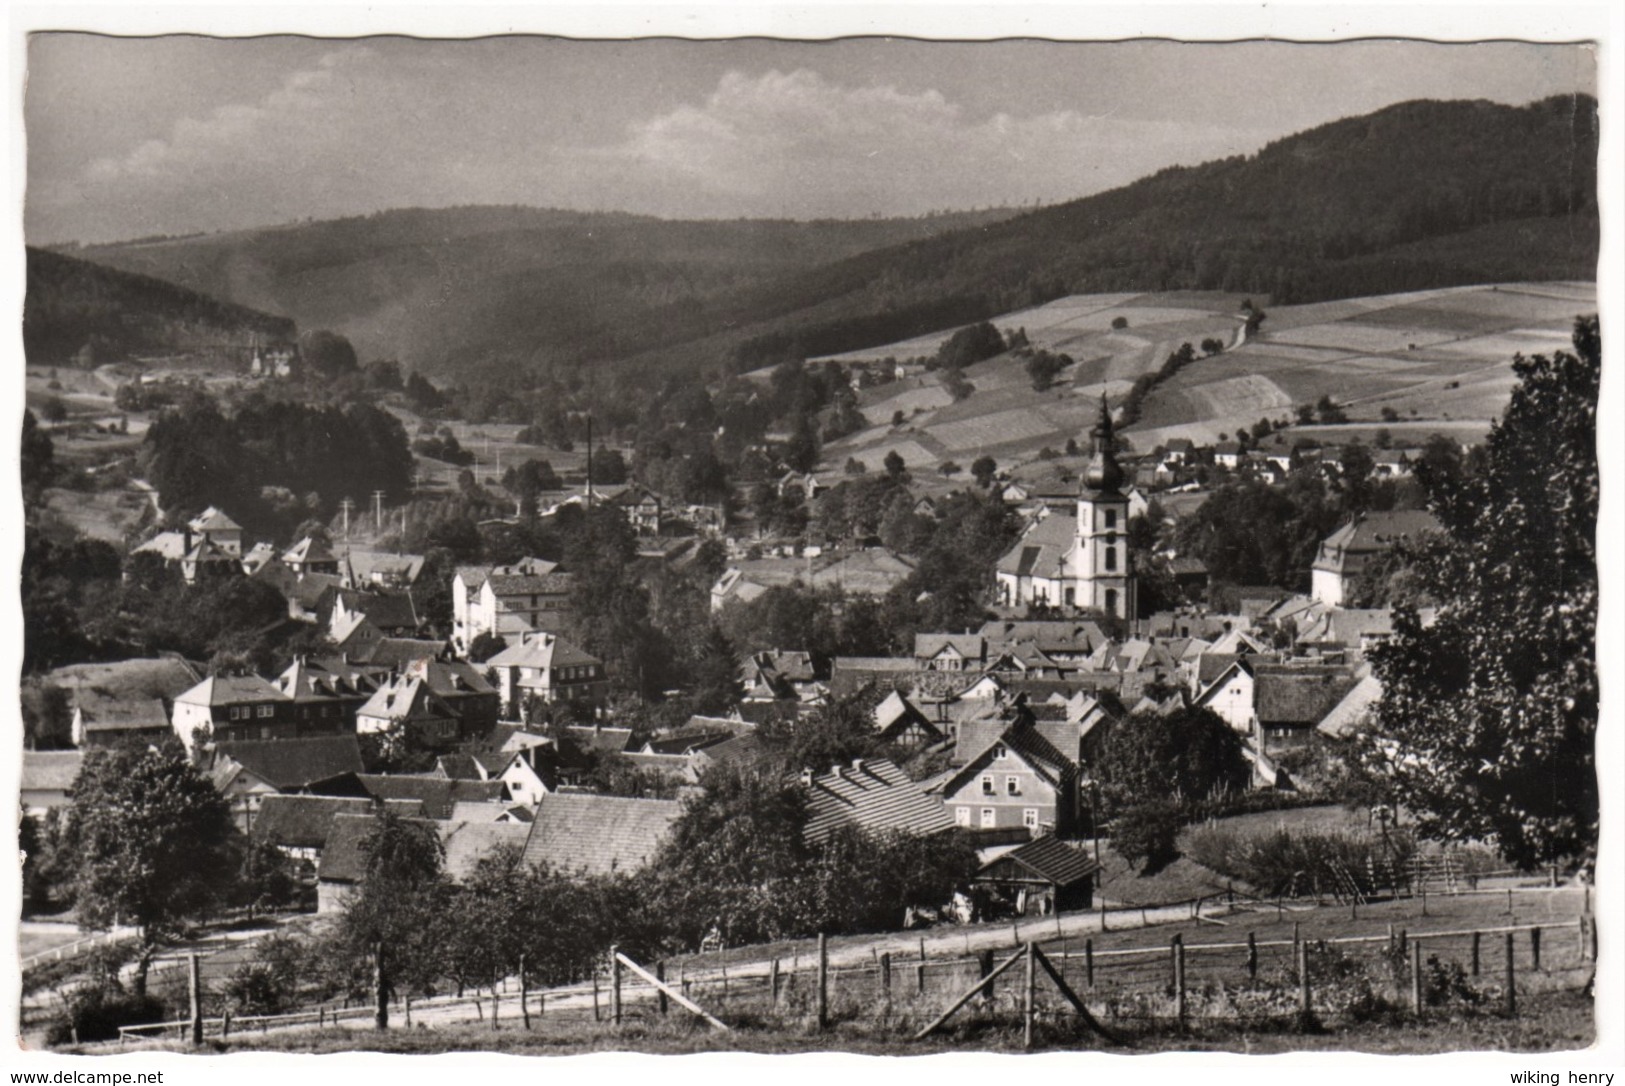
left=340, top=498, right=354, bottom=540
left=372, top=490, right=385, bottom=532
left=586, top=415, right=595, bottom=510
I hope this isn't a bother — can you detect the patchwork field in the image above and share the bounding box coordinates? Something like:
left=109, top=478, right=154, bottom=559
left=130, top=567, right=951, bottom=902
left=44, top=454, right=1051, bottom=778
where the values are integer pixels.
left=821, top=282, right=1592, bottom=474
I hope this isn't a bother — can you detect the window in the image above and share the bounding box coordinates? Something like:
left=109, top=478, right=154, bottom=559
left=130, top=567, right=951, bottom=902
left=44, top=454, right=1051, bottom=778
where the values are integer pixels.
left=980, top=775, right=995, bottom=796
left=980, top=808, right=997, bottom=829
left=1105, top=546, right=1117, bottom=572
left=955, top=806, right=971, bottom=828
left=256, top=705, right=273, bottom=719
left=1104, top=510, right=1117, bottom=529
left=1064, top=587, right=1075, bottom=607
left=1106, top=589, right=1118, bottom=615
left=1023, top=808, right=1039, bottom=829
left=1006, top=776, right=1022, bottom=796
left=993, top=743, right=1007, bottom=760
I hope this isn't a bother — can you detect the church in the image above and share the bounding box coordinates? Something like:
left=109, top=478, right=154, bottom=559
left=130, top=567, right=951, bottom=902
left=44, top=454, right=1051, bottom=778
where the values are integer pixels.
left=994, top=397, right=1137, bottom=621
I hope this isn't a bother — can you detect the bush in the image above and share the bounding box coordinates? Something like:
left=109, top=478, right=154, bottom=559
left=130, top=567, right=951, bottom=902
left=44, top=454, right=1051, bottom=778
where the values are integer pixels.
left=48, top=987, right=166, bottom=1045
left=1112, top=800, right=1182, bottom=873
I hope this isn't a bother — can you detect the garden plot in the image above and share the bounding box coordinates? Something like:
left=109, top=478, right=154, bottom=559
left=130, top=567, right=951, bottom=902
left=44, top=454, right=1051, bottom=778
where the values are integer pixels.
left=928, top=407, right=1064, bottom=452
left=842, top=437, right=941, bottom=472
left=1183, top=374, right=1295, bottom=419
left=1269, top=322, right=1462, bottom=354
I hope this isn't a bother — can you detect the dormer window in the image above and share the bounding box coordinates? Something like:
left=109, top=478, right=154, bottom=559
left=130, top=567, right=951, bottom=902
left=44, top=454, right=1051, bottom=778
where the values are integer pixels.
left=993, top=743, right=1007, bottom=760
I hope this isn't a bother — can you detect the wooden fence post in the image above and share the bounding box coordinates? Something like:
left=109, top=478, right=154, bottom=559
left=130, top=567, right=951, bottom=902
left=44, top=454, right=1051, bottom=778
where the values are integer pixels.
left=1507, top=887, right=1515, bottom=915
left=768, top=958, right=779, bottom=1007
left=656, top=962, right=669, bottom=1016
left=1471, top=931, right=1481, bottom=976
left=611, top=945, right=623, bottom=1026
left=221, top=1010, right=230, bottom=1041
left=374, top=941, right=388, bottom=1031
left=1173, top=935, right=1187, bottom=1028
left=1398, top=927, right=1408, bottom=957
left=1023, top=942, right=1036, bottom=1050
left=1421, top=885, right=1428, bottom=917
left=406, top=994, right=413, bottom=1029
left=1411, top=940, right=1425, bottom=1014
left=880, top=951, right=892, bottom=1004
left=1296, top=939, right=1312, bottom=1028
left=817, top=933, right=829, bottom=1031
left=1246, top=931, right=1258, bottom=980
left=978, top=948, right=995, bottom=1007
left=1531, top=927, right=1542, bottom=972
left=188, top=953, right=202, bottom=1046
left=592, top=970, right=601, bottom=1023
left=1085, top=938, right=1095, bottom=988
left=1012, top=920, right=1021, bottom=948
left=1504, top=932, right=1517, bottom=1016
left=520, top=955, right=531, bottom=1030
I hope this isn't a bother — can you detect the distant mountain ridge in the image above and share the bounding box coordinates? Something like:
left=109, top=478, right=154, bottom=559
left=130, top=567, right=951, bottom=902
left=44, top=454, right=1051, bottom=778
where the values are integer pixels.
left=68, top=95, right=1596, bottom=386
left=24, top=246, right=297, bottom=367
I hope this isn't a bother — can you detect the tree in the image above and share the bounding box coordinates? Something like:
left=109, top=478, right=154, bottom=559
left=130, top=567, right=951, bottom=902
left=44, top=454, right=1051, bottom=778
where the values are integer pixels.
left=1200, top=337, right=1226, bottom=357
left=1364, top=317, right=1598, bottom=869
left=337, top=810, right=450, bottom=1023
left=466, top=631, right=509, bottom=664
left=941, top=367, right=975, bottom=402
left=970, top=456, right=997, bottom=488
left=65, top=744, right=239, bottom=994
left=883, top=450, right=907, bottom=480
left=1093, top=707, right=1249, bottom=816
left=1111, top=316, right=1129, bottom=331
left=298, top=330, right=359, bottom=380
left=21, top=409, right=55, bottom=505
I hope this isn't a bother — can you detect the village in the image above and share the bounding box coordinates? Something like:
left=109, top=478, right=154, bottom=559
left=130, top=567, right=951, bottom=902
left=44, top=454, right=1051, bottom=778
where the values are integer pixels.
left=13, top=35, right=1601, bottom=1059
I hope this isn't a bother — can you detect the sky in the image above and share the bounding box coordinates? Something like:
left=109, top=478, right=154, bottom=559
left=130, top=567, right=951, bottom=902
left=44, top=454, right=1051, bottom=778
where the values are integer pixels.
left=23, top=35, right=1598, bottom=246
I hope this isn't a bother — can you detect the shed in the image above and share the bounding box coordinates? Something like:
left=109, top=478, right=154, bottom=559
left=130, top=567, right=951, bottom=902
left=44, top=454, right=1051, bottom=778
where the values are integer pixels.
left=973, top=834, right=1100, bottom=915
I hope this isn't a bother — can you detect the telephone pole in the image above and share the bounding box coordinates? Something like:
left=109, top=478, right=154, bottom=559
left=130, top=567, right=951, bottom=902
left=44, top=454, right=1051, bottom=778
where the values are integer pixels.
left=372, top=490, right=385, bottom=532
left=340, top=498, right=354, bottom=540
left=585, top=415, right=595, bottom=510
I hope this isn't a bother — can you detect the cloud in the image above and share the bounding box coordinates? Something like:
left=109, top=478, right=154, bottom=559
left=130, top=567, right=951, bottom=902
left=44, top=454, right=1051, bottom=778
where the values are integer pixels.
left=591, top=68, right=1270, bottom=216
left=85, top=48, right=375, bottom=184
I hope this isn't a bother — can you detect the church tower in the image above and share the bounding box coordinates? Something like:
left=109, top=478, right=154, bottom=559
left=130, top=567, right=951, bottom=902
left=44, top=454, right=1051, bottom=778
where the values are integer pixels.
left=1072, top=396, right=1136, bottom=621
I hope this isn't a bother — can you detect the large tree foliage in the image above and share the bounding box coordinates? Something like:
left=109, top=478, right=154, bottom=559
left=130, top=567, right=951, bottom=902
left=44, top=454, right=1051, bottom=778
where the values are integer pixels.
left=1365, top=317, right=1598, bottom=868
left=64, top=743, right=239, bottom=992
left=335, top=811, right=451, bottom=1006
left=1092, top=706, right=1250, bottom=816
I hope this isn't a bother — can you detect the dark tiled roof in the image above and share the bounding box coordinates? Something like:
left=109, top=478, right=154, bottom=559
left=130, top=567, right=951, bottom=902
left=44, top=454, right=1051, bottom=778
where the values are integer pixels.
left=442, top=821, right=534, bottom=881
left=338, top=589, right=421, bottom=631
left=978, top=835, right=1100, bottom=887
left=364, top=638, right=451, bottom=668
left=252, top=795, right=424, bottom=850
left=802, top=758, right=954, bottom=846
left=213, top=736, right=365, bottom=791
left=561, top=725, right=635, bottom=756
left=317, top=813, right=441, bottom=884
left=354, top=774, right=505, bottom=819
left=520, top=794, right=682, bottom=877
left=22, top=751, right=83, bottom=792
left=1253, top=669, right=1360, bottom=725
left=641, top=732, right=733, bottom=755
left=692, top=732, right=768, bottom=772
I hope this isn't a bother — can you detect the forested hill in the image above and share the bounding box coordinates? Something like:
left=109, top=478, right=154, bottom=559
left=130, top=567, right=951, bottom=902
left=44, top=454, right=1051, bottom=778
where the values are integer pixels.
left=71, top=205, right=1021, bottom=375
left=707, top=94, right=1598, bottom=371
left=24, top=246, right=297, bottom=366
left=69, top=95, right=1595, bottom=390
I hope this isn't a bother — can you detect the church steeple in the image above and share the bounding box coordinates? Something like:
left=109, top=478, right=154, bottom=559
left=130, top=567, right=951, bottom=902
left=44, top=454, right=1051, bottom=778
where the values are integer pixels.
left=1083, top=394, right=1124, bottom=495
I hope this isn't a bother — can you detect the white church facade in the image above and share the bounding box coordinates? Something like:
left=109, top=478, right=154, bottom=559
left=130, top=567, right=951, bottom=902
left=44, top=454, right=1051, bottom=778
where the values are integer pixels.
left=994, top=398, right=1137, bottom=621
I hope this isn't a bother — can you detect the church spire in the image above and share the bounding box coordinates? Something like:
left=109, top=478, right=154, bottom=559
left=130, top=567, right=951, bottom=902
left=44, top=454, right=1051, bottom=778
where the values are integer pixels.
left=1083, top=394, right=1124, bottom=494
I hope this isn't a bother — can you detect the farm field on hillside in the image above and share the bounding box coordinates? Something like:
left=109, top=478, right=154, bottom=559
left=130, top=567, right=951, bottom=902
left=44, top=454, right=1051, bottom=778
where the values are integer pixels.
left=827, top=282, right=1590, bottom=473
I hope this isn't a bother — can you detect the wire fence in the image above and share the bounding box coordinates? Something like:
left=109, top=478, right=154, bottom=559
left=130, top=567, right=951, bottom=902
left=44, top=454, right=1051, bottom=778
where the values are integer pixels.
left=96, top=883, right=1593, bottom=1049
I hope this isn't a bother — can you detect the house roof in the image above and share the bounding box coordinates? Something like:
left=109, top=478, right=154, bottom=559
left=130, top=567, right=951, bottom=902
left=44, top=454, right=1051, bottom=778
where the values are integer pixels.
left=488, top=571, right=572, bottom=597
left=22, top=750, right=83, bottom=793
left=176, top=674, right=289, bottom=707
left=252, top=795, right=424, bottom=850
left=441, top=820, right=534, bottom=880
left=1253, top=668, right=1361, bottom=726
left=806, top=548, right=918, bottom=596
left=336, top=589, right=420, bottom=631
left=802, top=758, right=954, bottom=846
left=345, top=550, right=426, bottom=585
left=364, top=638, right=451, bottom=669
left=353, top=774, right=506, bottom=819
left=188, top=506, right=242, bottom=533
left=317, top=813, right=442, bottom=884
left=356, top=676, right=457, bottom=725
left=946, top=719, right=1074, bottom=794
left=1317, top=674, right=1383, bottom=740
left=995, top=513, right=1075, bottom=578
left=914, top=633, right=985, bottom=661
left=976, top=835, right=1101, bottom=887
left=449, top=800, right=535, bottom=823
left=487, top=631, right=601, bottom=671
left=1314, top=510, right=1441, bottom=574
left=283, top=536, right=337, bottom=566
left=640, top=731, right=733, bottom=756
left=520, top=794, right=682, bottom=877
left=692, top=731, right=768, bottom=772
left=213, top=736, right=365, bottom=791
left=1296, top=608, right=1396, bottom=648
left=133, top=531, right=189, bottom=561
left=562, top=725, right=636, bottom=756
